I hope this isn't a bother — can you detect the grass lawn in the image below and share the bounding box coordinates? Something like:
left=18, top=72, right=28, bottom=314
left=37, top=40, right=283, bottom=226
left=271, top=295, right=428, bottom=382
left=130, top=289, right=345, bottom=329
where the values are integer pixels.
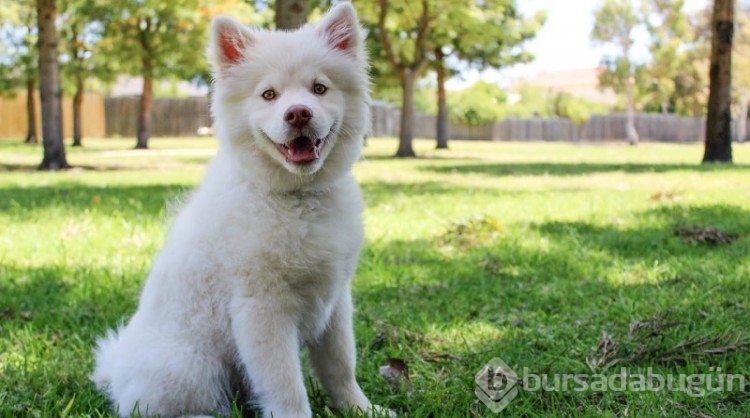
left=1, top=137, right=749, bottom=417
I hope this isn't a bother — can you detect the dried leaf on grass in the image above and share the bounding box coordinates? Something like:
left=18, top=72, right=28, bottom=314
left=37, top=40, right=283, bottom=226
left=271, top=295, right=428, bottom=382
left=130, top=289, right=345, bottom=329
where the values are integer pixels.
left=649, top=190, right=683, bottom=202
left=1, top=307, right=33, bottom=321
left=628, top=313, right=682, bottom=338
left=675, top=226, right=739, bottom=246
left=587, top=331, right=621, bottom=373
left=587, top=313, right=750, bottom=371
left=439, top=215, right=504, bottom=249
left=379, top=358, right=412, bottom=393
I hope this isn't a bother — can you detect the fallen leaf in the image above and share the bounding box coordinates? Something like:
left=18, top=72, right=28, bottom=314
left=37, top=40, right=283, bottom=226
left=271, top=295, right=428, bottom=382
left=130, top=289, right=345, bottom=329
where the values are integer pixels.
left=649, top=190, right=682, bottom=202
left=675, top=226, right=739, bottom=246
left=379, top=358, right=412, bottom=393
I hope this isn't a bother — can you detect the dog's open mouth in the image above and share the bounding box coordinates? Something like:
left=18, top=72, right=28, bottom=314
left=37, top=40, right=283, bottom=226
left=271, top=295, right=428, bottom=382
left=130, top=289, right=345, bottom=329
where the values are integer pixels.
left=275, top=136, right=326, bottom=165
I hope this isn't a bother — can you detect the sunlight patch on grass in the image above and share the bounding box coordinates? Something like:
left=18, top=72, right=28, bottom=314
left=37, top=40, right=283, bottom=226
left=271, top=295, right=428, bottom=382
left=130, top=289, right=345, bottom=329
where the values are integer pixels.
left=1, top=137, right=749, bottom=417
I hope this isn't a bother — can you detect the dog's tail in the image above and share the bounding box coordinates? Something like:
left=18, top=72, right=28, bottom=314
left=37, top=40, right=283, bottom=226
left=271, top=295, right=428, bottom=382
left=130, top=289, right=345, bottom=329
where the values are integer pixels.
left=90, top=328, right=122, bottom=390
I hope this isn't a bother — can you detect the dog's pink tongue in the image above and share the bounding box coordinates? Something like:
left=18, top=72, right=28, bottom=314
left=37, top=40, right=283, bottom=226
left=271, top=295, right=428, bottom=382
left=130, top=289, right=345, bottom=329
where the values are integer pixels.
left=285, top=137, right=318, bottom=164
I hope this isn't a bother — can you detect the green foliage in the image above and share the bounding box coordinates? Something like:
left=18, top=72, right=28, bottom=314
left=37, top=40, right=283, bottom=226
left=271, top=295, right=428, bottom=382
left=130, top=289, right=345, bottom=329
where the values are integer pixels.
left=358, top=0, right=544, bottom=152
left=639, top=0, right=704, bottom=116
left=413, top=82, right=609, bottom=126
left=1, top=139, right=750, bottom=416
left=58, top=0, right=119, bottom=96
left=91, top=0, right=255, bottom=82
left=0, top=0, right=37, bottom=95
left=431, top=0, right=545, bottom=70
left=446, top=81, right=508, bottom=125
left=591, top=0, right=640, bottom=96
left=115, top=0, right=206, bottom=79
left=590, top=0, right=716, bottom=117
left=549, top=91, right=592, bottom=125
left=356, top=0, right=435, bottom=72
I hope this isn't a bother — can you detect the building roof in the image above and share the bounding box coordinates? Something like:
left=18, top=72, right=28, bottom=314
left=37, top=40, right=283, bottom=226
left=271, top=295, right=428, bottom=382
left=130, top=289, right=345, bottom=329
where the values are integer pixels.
left=520, top=67, right=617, bottom=104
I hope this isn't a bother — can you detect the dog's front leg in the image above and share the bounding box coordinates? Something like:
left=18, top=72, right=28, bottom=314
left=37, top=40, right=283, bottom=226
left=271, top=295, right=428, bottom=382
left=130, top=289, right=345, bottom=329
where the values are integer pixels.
left=308, top=288, right=391, bottom=417
left=230, top=296, right=311, bottom=418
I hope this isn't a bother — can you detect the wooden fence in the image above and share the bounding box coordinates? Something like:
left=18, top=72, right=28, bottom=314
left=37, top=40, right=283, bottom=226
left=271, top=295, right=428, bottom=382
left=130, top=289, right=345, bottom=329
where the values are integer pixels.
left=370, top=102, right=750, bottom=143
left=104, top=96, right=212, bottom=137
left=0, top=90, right=105, bottom=139
left=4, top=94, right=742, bottom=142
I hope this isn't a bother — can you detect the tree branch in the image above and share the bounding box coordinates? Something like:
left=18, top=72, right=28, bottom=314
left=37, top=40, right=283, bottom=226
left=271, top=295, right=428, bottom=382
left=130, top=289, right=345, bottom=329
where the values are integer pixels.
left=410, top=0, right=431, bottom=74
left=377, top=0, right=402, bottom=72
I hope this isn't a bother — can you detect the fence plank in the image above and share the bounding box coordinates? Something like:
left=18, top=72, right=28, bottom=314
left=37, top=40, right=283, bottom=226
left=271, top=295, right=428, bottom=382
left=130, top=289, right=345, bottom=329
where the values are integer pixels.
left=4, top=92, right=749, bottom=142
left=0, top=90, right=105, bottom=139
left=99, top=97, right=750, bottom=142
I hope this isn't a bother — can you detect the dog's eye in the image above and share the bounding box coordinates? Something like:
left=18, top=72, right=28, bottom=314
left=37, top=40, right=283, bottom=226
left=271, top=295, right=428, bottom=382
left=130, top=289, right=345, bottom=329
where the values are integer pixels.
left=261, top=89, right=276, bottom=100
left=313, top=83, right=327, bottom=95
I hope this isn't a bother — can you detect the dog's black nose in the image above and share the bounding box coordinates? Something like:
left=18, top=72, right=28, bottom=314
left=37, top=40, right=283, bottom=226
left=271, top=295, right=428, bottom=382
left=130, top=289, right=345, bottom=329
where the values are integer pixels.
left=284, top=105, right=313, bottom=128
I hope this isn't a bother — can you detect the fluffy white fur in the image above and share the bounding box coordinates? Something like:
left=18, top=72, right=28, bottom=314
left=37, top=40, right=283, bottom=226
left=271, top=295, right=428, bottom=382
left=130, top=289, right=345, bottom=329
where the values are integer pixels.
left=91, top=4, right=389, bottom=417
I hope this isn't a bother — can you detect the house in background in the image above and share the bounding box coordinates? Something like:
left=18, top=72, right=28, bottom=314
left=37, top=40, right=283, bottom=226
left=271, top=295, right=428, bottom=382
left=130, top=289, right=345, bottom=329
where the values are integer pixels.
left=519, top=67, right=617, bottom=104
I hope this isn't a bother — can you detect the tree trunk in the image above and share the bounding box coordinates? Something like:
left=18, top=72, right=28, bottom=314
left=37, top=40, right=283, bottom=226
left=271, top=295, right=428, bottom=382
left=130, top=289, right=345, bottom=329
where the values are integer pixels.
left=396, top=69, right=417, bottom=158
left=737, top=100, right=748, bottom=143
left=625, top=75, right=639, bottom=145
left=36, top=0, right=69, bottom=170
left=72, top=75, right=84, bottom=147
left=135, top=76, right=153, bottom=149
left=274, top=0, right=309, bottom=30
left=435, top=48, right=449, bottom=149
left=25, top=77, right=38, bottom=144
left=703, top=0, right=734, bottom=163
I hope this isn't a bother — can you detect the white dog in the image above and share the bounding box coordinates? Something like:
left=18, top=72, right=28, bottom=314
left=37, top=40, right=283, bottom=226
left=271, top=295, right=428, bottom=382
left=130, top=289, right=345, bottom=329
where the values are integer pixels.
left=92, top=4, right=389, bottom=417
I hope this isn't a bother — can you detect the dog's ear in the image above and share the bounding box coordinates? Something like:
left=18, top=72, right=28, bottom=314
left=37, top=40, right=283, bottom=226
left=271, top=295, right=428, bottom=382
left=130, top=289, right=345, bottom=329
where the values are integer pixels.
left=316, top=2, right=362, bottom=56
left=209, top=15, right=254, bottom=74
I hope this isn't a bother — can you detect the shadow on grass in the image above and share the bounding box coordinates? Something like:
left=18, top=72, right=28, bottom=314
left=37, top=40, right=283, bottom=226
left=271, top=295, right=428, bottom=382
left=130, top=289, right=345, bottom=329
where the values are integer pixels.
left=2, top=198, right=749, bottom=416
left=421, top=162, right=750, bottom=177
left=353, top=204, right=749, bottom=415
left=0, top=162, right=207, bottom=172
left=355, top=203, right=749, bottom=353
left=0, top=183, right=191, bottom=217
left=0, top=262, right=144, bottom=417
left=0, top=264, right=142, bottom=336
left=359, top=180, right=487, bottom=206
left=360, top=152, right=481, bottom=162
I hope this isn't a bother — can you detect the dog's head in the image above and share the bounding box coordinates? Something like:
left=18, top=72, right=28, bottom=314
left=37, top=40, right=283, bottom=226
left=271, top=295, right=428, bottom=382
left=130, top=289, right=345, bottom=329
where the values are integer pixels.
left=208, top=3, right=369, bottom=190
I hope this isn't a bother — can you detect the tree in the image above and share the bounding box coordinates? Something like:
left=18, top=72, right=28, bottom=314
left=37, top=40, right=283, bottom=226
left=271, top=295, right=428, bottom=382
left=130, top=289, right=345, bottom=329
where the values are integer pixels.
left=430, top=1, right=544, bottom=149
left=733, top=0, right=750, bottom=143
left=0, top=0, right=39, bottom=144
left=274, top=0, right=309, bottom=29
left=36, top=0, right=69, bottom=169
left=592, top=0, right=641, bottom=145
left=642, top=0, right=693, bottom=114
left=703, top=0, right=734, bottom=163
left=101, top=0, right=212, bottom=149
left=433, top=46, right=449, bottom=148
left=59, top=0, right=114, bottom=147
left=360, top=0, right=434, bottom=157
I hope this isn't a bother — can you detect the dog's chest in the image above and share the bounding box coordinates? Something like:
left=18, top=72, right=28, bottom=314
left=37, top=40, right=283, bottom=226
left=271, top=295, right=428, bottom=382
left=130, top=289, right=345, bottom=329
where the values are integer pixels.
left=265, top=192, right=358, bottom=262
left=251, top=192, right=362, bottom=338
left=220, top=188, right=363, bottom=290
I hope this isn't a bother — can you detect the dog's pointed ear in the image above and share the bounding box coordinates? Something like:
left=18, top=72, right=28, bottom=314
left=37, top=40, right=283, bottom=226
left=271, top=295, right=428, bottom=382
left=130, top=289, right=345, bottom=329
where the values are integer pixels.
left=316, top=3, right=362, bottom=56
left=209, top=15, right=254, bottom=74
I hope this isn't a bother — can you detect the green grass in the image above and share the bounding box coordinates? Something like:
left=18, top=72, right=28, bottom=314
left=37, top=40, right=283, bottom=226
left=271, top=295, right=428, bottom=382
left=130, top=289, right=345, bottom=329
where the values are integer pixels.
left=1, top=137, right=749, bottom=417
